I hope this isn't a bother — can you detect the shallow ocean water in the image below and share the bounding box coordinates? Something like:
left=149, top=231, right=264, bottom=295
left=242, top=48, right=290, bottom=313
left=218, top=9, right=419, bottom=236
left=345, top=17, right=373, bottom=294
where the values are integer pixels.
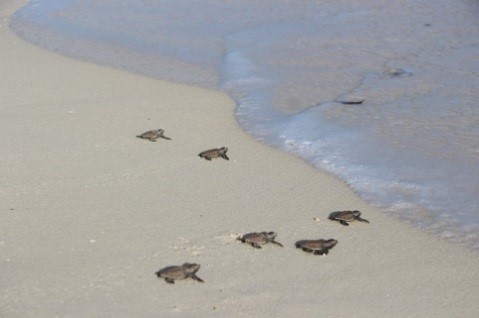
left=10, top=0, right=479, bottom=248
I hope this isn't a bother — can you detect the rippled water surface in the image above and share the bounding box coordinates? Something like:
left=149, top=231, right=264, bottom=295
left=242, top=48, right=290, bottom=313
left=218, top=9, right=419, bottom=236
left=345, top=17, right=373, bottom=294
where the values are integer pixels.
left=10, top=0, right=479, bottom=247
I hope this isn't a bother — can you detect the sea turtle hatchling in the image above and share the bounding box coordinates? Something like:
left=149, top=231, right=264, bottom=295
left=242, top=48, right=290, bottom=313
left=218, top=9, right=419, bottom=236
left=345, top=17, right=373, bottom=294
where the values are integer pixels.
left=155, top=263, right=204, bottom=284
left=295, top=239, right=338, bottom=255
left=328, top=210, right=369, bottom=226
left=198, top=147, right=229, bottom=161
left=136, top=129, right=171, bottom=142
left=239, top=231, right=284, bottom=249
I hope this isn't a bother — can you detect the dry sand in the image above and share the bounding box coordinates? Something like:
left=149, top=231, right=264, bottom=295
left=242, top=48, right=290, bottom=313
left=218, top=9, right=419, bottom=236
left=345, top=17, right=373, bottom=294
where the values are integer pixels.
left=1, top=1, right=479, bottom=317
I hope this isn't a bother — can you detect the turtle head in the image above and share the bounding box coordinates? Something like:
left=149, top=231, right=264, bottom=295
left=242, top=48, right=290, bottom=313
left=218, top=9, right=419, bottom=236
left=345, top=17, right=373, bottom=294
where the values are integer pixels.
left=220, top=147, right=228, bottom=153
left=325, top=239, right=338, bottom=248
left=183, top=263, right=201, bottom=274
left=351, top=210, right=361, bottom=217
left=264, top=231, right=277, bottom=240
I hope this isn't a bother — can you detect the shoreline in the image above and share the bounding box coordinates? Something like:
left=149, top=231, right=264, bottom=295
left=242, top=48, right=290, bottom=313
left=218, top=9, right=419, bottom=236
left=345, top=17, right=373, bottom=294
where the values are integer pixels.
left=1, top=1, right=479, bottom=317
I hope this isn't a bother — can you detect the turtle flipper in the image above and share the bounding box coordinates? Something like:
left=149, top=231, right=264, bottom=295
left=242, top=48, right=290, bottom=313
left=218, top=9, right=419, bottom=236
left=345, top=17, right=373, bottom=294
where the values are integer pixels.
left=251, top=243, right=262, bottom=249
left=165, top=278, right=175, bottom=284
left=356, top=216, right=369, bottom=223
left=191, top=274, right=204, bottom=283
left=270, top=240, right=284, bottom=247
left=160, top=135, right=172, bottom=140
left=205, top=156, right=212, bottom=161
left=302, top=247, right=313, bottom=253
left=222, top=154, right=229, bottom=160
left=312, top=249, right=328, bottom=255
left=339, top=220, right=349, bottom=226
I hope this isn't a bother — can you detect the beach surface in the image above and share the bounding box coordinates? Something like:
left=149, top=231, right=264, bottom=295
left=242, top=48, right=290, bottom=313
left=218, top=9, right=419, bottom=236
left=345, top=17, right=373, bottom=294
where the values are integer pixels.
left=1, top=1, right=479, bottom=317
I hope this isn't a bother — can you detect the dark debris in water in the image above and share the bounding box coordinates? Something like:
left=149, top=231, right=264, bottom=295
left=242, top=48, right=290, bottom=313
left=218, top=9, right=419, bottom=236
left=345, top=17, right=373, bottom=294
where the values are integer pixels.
left=337, top=99, right=364, bottom=105
left=387, top=68, right=413, bottom=78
